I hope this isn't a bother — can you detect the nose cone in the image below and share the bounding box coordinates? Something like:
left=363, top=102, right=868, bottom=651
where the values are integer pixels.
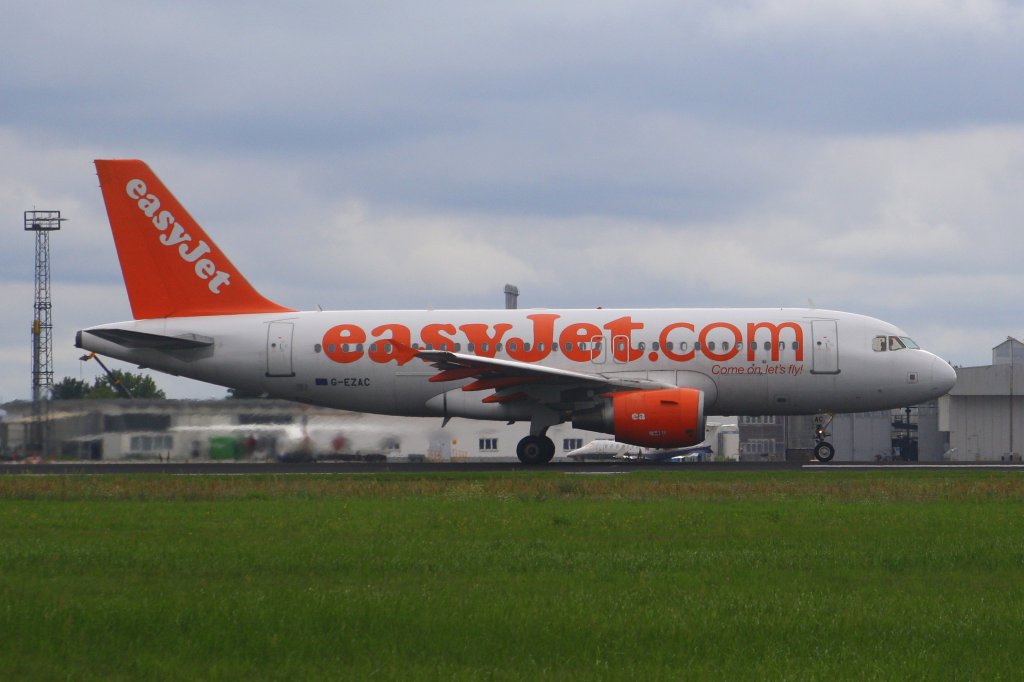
left=931, top=356, right=957, bottom=396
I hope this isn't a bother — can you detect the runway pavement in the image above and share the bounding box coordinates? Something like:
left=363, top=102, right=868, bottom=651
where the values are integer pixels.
left=2, top=460, right=1019, bottom=475
left=0, top=460, right=796, bottom=475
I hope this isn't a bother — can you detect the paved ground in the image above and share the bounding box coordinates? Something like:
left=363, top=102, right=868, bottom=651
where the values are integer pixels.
left=2, top=460, right=1020, bottom=475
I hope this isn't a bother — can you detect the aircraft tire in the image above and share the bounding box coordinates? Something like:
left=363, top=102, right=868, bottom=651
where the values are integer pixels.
left=814, top=442, right=835, bottom=462
left=517, top=435, right=555, bottom=465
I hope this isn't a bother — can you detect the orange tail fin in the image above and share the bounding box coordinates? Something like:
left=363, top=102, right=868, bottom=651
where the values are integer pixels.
left=94, top=159, right=295, bottom=319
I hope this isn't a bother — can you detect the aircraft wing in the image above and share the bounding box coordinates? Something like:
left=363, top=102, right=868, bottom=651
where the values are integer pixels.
left=414, top=348, right=675, bottom=404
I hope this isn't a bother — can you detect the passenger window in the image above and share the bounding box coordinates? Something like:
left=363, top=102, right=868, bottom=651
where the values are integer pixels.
left=722, top=342, right=730, bottom=351
left=524, top=342, right=531, bottom=352
left=653, top=342, right=660, bottom=351
left=694, top=342, right=701, bottom=351
left=638, top=341, right=646, bottom=351
left=792, top=341, right=799, bottom=351
left=454, top=343, right=461, bottom=352
left=707, top=341, right=716, bottom=351
left=468, top=343, right=475, bottom=353
left=763, top=341, right=771, bottom=351
left=509, top=342, right=518, bottom=352
left=667, top=341, right=675, bottom=351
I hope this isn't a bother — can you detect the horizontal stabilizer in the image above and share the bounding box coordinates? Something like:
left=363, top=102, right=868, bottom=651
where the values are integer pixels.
left=82, top=328, right=214, bottom=351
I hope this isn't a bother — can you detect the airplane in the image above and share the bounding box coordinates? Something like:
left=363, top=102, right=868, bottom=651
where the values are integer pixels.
left=668, top=448, right=712, bottom=463
left=76, top=160, right=958, bottom=464
left=565, top=439, right=644, bottom=461
left=564, top=439, right=713, bottom=462
left=168, top=416, right=410, bottom=461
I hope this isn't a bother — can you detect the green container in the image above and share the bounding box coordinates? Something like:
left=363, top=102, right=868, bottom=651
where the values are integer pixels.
left=208, top=436, right=241, bottom=460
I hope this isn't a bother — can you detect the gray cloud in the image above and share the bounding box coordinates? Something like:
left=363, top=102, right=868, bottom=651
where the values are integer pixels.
left=2, top=1, right=1024, bottom=399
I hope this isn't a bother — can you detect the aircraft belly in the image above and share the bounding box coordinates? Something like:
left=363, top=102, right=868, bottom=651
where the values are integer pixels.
left=712, top=373, right=768, bottom=415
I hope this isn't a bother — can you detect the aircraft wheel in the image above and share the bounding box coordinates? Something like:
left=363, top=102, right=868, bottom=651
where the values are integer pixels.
left=517, top=435, right=555, bottom=465
left=814, top=442, right=835, bottom=462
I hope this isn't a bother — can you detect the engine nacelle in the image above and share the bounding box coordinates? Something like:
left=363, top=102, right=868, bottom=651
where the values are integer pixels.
left=572, top=388, right=706, bottom=448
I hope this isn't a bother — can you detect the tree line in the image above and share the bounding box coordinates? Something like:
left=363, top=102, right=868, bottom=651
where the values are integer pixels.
left=49, top=372, right=260, bottom=400
left=50, top=371, right=166, bottom=400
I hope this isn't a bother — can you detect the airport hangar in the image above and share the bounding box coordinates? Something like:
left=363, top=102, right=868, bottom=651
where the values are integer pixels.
left=0, top=338, right=1018, bottom=463
left=737, top=337, right=1024, bottom=463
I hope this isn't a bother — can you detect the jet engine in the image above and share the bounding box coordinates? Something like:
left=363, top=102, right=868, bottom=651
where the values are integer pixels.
left=572, top=388, right=706, bottom=448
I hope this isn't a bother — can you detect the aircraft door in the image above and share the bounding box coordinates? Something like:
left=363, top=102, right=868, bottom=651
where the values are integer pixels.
left=266, top=321, right=295, bottom=377
left=810, top=320, right=840, bottom=375
left=589, top=335, right=607, bottom=365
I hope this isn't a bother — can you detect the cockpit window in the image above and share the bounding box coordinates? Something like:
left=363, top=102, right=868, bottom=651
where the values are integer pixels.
left=875, top=334, right=920, bottom=351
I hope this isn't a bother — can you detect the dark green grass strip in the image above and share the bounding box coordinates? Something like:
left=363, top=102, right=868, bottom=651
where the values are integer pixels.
left=0, top=471, right=1022, bottom=680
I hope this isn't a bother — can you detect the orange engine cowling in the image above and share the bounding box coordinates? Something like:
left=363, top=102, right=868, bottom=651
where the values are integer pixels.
left=572, top=388, right=706, bottom=448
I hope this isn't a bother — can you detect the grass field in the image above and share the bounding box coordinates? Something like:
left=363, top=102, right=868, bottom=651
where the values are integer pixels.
left=1, top=470, right=1023, bottom=680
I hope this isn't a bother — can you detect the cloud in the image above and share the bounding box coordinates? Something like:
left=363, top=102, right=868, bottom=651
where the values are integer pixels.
left=2, top=1, right=1024, bottom=400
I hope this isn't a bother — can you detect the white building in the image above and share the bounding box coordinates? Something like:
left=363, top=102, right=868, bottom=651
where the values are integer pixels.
left=1, top=398, right=611, bottom=462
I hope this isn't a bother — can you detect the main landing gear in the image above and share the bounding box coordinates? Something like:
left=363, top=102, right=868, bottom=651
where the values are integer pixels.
left=516, top=409, right=560, bottom=465
left=813, top=414, right=835, bottom=462
left=517, top=435, right=555, bottom=465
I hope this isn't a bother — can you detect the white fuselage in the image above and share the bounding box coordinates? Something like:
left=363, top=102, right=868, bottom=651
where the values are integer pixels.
left=78, top=307, right=956, bottom=421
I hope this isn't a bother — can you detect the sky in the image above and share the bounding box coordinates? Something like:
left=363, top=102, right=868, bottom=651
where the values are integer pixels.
left=2, top=0, right=1024, bottom=401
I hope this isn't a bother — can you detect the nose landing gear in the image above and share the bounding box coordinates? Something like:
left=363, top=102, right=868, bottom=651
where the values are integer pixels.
left=813, top=414, right=835, bottom=462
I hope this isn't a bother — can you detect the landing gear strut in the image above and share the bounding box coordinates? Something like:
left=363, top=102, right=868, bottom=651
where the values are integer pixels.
left=813, top=414, right=835, bottom=462
left=517, top=409, right=560, bottom=465
left=517, top=435, right=555, bottom=465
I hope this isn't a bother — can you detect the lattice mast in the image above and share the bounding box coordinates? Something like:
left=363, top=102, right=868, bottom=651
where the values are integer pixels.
left=25, top=210, right=62, bottom=455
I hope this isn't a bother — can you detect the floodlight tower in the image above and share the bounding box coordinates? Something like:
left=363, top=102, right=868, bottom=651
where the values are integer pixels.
left=25, top=210, right=63, bottom=456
